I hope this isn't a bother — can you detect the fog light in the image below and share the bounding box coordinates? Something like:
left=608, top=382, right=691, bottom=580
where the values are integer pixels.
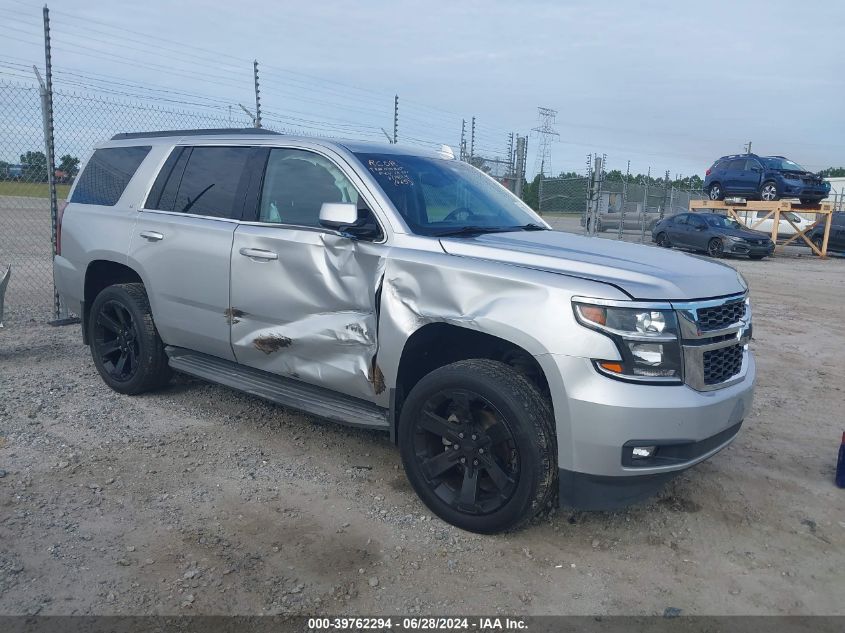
left=631, top=446, right=656, bottom=459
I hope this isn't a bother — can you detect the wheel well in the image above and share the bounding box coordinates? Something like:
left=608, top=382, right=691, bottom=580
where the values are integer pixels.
left=82, top=260, right=143, bottom=343
left=394, top=323, right=552, bottom=441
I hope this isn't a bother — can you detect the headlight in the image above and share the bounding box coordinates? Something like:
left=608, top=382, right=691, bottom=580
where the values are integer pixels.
left=573, top=301, right=683, bottom=383
left=726, top=235, right=746, bottom=243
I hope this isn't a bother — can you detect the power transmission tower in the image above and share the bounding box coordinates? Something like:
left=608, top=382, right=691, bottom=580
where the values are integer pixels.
left=531, top=107, right=559, bottom=176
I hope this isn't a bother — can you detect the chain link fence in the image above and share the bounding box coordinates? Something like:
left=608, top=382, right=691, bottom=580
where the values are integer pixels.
left=0, top=79, right=252, bottom=325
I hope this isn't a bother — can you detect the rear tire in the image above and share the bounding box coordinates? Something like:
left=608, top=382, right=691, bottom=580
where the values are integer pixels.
left=88, top=283, right=172, bottom=395
left=656, top=232, right=671, bottom=248
left=399, top=359, right=557, bottom=534
left=708, top=183, right=724, bottom=200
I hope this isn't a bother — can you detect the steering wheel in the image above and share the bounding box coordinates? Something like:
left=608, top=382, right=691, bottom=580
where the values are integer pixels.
left=443, top=207, right=478, bottom=223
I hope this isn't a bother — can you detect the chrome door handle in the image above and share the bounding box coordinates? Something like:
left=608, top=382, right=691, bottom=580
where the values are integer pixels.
left=139, top=231, right=164, bottom=242
left=239, top=247, right=278, bottom=261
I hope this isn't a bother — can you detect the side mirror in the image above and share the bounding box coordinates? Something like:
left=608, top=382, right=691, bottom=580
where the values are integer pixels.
left=319, top=202, right=359, bottom=230
left=319, top=202, right=382, bottom=240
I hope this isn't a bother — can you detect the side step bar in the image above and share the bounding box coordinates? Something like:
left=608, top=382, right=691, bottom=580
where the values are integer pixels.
left=165, top=347, right=390, bottom=431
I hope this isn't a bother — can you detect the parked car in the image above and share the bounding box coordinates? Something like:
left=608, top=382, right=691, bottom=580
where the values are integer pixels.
left=55, top=129, right=756, bottom=533
left=704, top=154, right=830, bottom=204
left=652, top=212, right=774, bottom=259
left=806, top=211, right=845, bottom=252
left=733, top=209, right=815, bottom=237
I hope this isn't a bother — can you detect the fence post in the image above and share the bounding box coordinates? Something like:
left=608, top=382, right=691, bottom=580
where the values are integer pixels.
left=41, top=6, right=61, bottom=319
left=618, top=160, right=629, bottom=240
left=393, top=95, right=399, bottom=144
left=253, top=60, right=262, bottom=128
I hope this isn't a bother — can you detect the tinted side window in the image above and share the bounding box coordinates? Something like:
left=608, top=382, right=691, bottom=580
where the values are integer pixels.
left=169, top=147, right=252, bottom=218
left=834, top=213, right=845, bottom=227
left=259, top=149, right=358, bottom=227
left=727, top=159, right=746, bottom=171
left=70, top=146, right=151, bottom=206
left=688, top=215, right=706, bottom=228
left=674, top=214, right=688, bottom=225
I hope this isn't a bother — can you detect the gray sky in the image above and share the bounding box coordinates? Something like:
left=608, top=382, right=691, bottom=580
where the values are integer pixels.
left=1, top=0, right=843, bottom=177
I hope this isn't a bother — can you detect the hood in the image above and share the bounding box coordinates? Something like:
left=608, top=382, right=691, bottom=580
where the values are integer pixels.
left=440, top=230, right=746, bottom=301
left=712, top=226, right=770, bottom=240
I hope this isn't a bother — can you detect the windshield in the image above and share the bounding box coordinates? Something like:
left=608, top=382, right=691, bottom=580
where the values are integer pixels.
left=705, top=215, right=743, bottom=229
left=761, top=157, right=806, bottom=172
left=354, top=152, right=543, bottom=236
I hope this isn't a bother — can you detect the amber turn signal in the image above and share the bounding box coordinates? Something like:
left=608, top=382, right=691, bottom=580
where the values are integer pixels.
left=579, top=305, right=607, bottom=326
left=598, top=361, right=624, bottom=373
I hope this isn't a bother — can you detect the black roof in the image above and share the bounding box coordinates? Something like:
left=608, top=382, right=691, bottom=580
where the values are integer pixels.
left=110, top=128, right=281, bottom=140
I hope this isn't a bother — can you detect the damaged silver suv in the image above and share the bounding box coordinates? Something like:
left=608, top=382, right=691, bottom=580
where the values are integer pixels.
left=54, top=129, right=755, bottom=533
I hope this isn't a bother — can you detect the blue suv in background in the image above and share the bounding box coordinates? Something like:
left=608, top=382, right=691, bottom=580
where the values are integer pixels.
left=704, top=154, right=830, bottom=204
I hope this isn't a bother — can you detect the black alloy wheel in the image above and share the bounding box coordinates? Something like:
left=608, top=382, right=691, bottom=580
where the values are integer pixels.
left=656, top=232, right=671, bottom=248
left=707, top=237, right=724, bottom=258
left=93, top=299, right=140, bottom=383
left=399, top=359, right=556, bottom=533
left=412, top=388, right=519, bottom=516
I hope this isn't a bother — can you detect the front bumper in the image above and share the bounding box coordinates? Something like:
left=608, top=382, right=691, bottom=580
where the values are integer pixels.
left=538, top=352, right=755, bottom=509
left=725, top=239, right=774, bottom=256
left=780, top=181, right=828, bottom=199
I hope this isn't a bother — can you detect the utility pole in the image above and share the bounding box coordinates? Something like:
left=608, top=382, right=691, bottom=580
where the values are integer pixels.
left=514, top=136, right=527, bottom=198
left=744, top=141, right=752, bottom=154
left=470, top=116, right=476, bottom=160
left=253, top=60, right=262, bottom=128
left=393, top=95, right=399, bottom=144
left=459, top=119, right=466, bottom=161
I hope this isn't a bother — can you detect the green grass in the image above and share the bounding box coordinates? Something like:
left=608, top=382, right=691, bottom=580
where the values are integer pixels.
left=0, top=181, right=71, bottom=199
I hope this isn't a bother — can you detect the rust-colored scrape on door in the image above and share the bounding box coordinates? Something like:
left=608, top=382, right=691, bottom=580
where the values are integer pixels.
left=253, top=334, right=293, bottom=354
left=224, top=307, right=247, bottom=325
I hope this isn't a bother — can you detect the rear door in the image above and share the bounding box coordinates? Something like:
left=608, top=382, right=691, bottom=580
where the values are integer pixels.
left=725, top=159, right=753, bottom=194
left=129, top=145, right=256, bottom=361
left=229, top=146, right=387, bottom=402
left=667, top=213, right=690, bottom=246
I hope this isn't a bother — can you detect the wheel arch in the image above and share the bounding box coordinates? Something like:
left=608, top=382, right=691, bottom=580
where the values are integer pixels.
left=82, top=259, right=144, bottom=343
left=392, top=322, right=553, bottom=444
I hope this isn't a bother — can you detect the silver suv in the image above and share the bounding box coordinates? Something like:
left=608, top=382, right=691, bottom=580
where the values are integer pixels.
left=54, top=129, right=755, bottom=533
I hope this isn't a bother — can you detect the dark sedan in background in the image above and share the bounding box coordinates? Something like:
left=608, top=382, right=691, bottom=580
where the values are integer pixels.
left=652, top=212, right=775, bottom=259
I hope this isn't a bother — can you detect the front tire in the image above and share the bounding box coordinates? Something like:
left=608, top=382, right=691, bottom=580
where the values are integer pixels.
left=707, top=238, right=724, bottom=258
left=88, top=283, right=172, bottom=395
left=760, top=181, right=779, bottom=202
left=399, top=359, right=556, bottom=534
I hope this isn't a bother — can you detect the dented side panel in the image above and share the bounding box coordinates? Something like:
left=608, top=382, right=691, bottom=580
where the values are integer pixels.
left=229, top=224, right=386, bottom=401
left=375, top=241, right=628, bottom=407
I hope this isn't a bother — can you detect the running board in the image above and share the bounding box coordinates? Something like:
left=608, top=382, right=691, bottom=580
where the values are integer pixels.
left=165, top=347, right=389, bottom=431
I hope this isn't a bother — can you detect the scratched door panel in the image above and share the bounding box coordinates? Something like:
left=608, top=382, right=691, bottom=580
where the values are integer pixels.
left=229, top=224, right=385, bottom=401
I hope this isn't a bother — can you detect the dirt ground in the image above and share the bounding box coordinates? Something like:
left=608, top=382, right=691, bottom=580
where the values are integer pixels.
left=1, top=241, right=844, bottom=616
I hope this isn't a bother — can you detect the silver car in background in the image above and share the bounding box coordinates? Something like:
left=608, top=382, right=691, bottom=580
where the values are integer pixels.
left=54, top=129, right=755, bottom=533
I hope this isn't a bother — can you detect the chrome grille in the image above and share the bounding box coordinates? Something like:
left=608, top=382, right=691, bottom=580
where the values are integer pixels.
left=703, top=344, right=744, bottom=385
left=697, top=300, right=746, bottom=331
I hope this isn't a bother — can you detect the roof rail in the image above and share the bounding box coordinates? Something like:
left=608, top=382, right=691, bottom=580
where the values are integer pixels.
left=110, top=128, right=281, bottom=140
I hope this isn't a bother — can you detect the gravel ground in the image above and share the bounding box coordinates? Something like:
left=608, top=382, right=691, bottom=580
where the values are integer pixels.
left=1, top=229, right=844, bottom=616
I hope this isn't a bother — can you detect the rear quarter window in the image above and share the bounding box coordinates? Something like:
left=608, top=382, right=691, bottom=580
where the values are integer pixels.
left=70, top=146, right=151, bottom=206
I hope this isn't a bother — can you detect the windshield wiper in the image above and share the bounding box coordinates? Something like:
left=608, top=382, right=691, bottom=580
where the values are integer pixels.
left=431, top=226, right=517, bottom=237
left=518, top=223, right=548, bottom=231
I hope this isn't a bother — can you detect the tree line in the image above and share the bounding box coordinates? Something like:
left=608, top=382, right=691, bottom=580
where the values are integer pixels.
left=0, top=150, right=80, bottom=183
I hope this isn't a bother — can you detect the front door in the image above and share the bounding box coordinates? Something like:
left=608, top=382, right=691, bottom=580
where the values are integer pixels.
left=129, top=145, right=255, bottom=361
left=686, top=214, right=710, bottom=250
left=229, top=147, right=387, bottom=402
